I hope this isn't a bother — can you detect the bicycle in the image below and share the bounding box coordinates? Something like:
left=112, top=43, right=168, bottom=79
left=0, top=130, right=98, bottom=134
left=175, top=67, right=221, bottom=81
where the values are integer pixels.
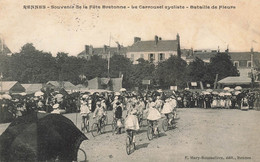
left=162, top=116, right=176, bottom=132
left=112, top=117, right=124, bottom=134
left=91, top=116, right=106, bottom=137
left=76, top=148, right=87, bottom=162
left=126, top=129, right=136, bottom=155
left=147, top=120, right=160, bottom=141
left=81, top=120, right=90, bottom=133
left=81, top=115, right=90, bottom=133
left=137, top=113, right=144, bottom=127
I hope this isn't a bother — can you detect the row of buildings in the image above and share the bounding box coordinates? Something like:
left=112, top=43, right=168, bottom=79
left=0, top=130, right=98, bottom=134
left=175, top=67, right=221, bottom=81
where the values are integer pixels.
left=1, top=34, right=260, bottom=89
left=77, top=34, right=260, bottom=88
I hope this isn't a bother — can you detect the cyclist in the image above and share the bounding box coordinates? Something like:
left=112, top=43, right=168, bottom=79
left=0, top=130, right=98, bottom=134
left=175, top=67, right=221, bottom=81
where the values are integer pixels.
left=170, top=96, right=177, bottom=119
left=146, top=102, right=161, bottom=135
left=93, top=101, right=106, bottom=132
left=80, top=97, right=91, bottom=131
left=136, top=97, right=145, bottom=125
left=113, top=101, right=123, bottom=134
left=125, top=102, right=139, bottom=144
left=161, top=98, right=174, bottom=124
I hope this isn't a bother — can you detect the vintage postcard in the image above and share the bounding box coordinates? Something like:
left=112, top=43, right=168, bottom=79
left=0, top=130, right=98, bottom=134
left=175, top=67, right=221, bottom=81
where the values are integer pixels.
left=0, top=0, right=259, bottom=161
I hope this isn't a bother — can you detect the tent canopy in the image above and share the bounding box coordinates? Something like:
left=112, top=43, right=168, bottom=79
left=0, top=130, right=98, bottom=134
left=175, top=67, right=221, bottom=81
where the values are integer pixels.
left=218, top=76, right=251, bottom=85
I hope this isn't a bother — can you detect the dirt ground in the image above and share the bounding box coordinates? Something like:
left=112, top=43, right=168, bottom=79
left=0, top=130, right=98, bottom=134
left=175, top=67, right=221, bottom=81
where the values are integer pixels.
left=1, top=108, right=260, bottom=162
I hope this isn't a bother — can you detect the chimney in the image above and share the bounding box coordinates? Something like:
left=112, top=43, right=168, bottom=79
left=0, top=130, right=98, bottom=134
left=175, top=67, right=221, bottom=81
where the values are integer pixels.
left=134, top=37, right=141, bottom=43
left=103, top=45, right=108, bottom=53
left=155, top=35, right=159, bottom=45
left=89, top=45, right=93, bottom=55
left=176, top=33, right=181, bottom=57
left=85, top=45, right=89, bottom=55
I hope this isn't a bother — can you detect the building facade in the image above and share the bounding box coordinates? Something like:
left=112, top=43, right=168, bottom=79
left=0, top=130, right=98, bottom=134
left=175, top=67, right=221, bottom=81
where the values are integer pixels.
left=126, top=34, right=181, bottom=64
left=77, top=44, right=127, bottom=60
left=184, top=48, right=260, bottom=81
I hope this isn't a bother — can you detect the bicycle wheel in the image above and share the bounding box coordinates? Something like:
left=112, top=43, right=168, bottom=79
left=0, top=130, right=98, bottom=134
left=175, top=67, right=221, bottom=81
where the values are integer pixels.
left=86, top=121, right=90, bottom=132
left=162, top=119, right=168, bottom=132
left=77, top=148, right=87, bottom=162
left=91, top=123, right=99, bottom=137
left=104, top=115, right=108, bottom=125
left=126, top=136, right=131, bottom=155
left=147, top=126, right=153, bottom=141
left=112, top=119, right=117, bottom=134
left=100, top=121, right=106, bottom=134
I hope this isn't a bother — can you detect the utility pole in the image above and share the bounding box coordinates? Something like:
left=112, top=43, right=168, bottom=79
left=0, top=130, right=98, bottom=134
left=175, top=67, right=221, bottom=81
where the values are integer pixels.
left=107, top=33, right=111, bottom=78
left=251, top=48, right=254, bottom=89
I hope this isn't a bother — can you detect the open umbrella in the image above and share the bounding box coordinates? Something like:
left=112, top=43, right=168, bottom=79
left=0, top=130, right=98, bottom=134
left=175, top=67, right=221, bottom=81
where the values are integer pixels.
left=206, top=89, right=213, bottom=92
left=2, top=94, right=12, bottom=100
left=223, top=87, right=230, bottom=91
left=225, top=92, right=232, bottom=96
left=228, top=88, right=234, bottom=92
left=203, top=91, right=210, bottom=95
left=219, top=92, right=225, bottom=96
left=0, top=112, right=87, bottom=161
left=82, top=94, right=88, bottom=98
left=34, top=91, right=44, bottom=97
left=54, top=93, right=63, bottom=98
left=212, top=91, right=219, bottom=95
left=19, top=92, right=27, bottom=96
left=234, top=91, right=241, bottom=95
left=235, top=86, right=242, bottom=90
left=119, top=88, right=126, bottom=92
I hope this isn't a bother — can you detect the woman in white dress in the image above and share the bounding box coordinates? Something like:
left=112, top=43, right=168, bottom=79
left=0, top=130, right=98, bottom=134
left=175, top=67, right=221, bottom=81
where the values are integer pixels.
left=125, top=102, right=140, bottom=143
left=147, top=102, right=161, bottom=134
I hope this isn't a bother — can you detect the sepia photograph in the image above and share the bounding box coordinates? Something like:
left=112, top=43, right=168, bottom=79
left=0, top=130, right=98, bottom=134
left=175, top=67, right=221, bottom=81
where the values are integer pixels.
left=0, top=0, right=260, bottom=161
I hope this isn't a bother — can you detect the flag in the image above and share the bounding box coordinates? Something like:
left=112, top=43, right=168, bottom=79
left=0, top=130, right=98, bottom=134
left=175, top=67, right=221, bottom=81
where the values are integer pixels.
left=108, top=51, right=110, bottom=70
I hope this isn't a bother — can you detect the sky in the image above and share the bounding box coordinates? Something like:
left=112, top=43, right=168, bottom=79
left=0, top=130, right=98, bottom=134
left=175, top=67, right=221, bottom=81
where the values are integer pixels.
left=0, top=0, right=259, bottom=56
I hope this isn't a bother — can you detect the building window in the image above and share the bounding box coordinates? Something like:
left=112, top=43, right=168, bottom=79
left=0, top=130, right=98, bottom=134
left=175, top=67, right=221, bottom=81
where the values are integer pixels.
left=131, top=54, right=134, bottom=61
left=234, top=61, right=239, bottom=68
left=247, top=61, right=252, bottom=67
left=149, top=53, right=154, bottom=62
left=140, top=54, right=144, bottom=59
left=159, top=53, right=165, bottom=61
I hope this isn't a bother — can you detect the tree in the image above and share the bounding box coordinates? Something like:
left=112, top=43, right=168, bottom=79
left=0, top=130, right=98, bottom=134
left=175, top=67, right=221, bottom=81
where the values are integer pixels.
left=83, top=55, right=107, bottom=80
left=206, top=52, right=239, bottom=84
left=155, top=56, right=187, bottom=89
left=129, top=58, right=155, bottom=89
left=8, top=43, right=57, bottom=83
left=186, top=57, right=207, bottom=82
left=109, top=55, right=133, bottom=88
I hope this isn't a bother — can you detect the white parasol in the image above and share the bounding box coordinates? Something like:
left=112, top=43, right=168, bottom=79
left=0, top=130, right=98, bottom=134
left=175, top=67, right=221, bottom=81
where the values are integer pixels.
left=224, top=92, right=232, bottom=96
left=2, top=94, right=12, bottom=100
left=212, top=91, right=219, bottom=95
left=119, top=88, right=126, bottom=92
left=34, top=91, right=44, bottom=97
left=235, top=86, right=242, bottom=90
left=234, top=91, right=241, bottom=95
left=20, top=92, right=27, bottom=96
left=82, top=94, right=88, bottom=98
left=54, top=94, right=63, bottom=98
left=223, top=87, right=230, bottom=91
left=206, top=89, right=213, bottom=92
left=228, top=88, right=234, bottom=92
